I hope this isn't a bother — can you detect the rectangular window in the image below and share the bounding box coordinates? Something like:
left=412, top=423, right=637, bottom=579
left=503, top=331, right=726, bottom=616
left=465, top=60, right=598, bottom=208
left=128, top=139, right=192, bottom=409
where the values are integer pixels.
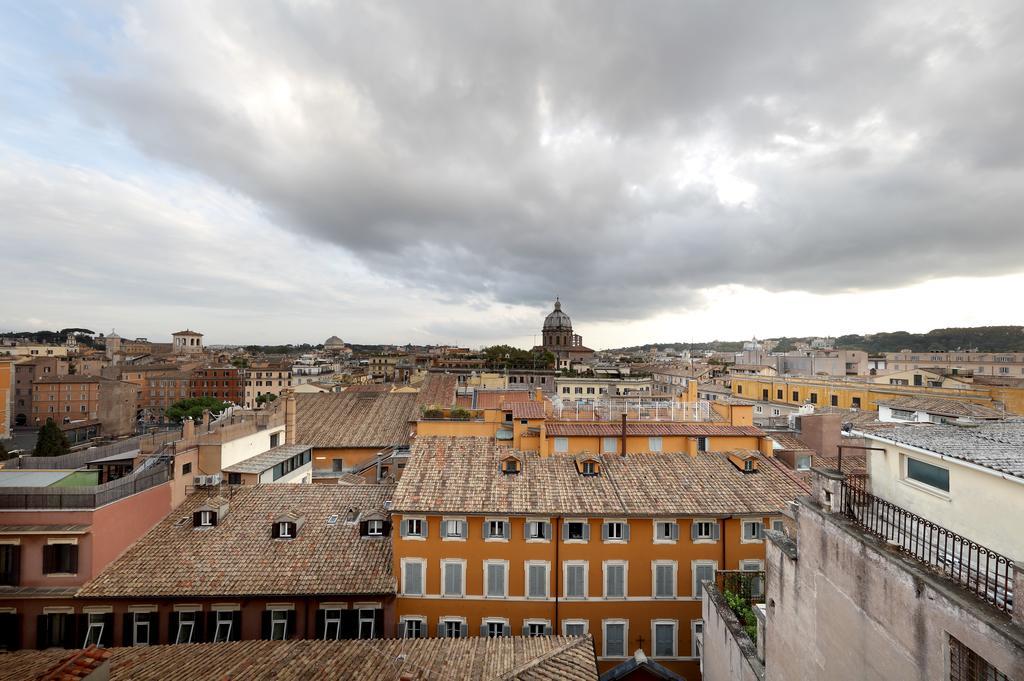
left=404, top=518, right=424, bottom=537
left=653, top=562, right=676, bottom=598
left=776, top=389, right=783, bottom=400
left=442, top=561, right=464, bottom=597
left=564, top=562, right=587, bottom=598
left=175, top=611, right=198, bottom=644
left=403, top=560, right=424, bottom=596
left=358, top=609, right=375, bottom=639
left=792, top=391, right=799, bottom=402
left=831, top=395, right=839, bottom=407
left=604, top=562, right=626, bottom=598
left=696, top=436, right=707, bottom=452
left=526, top=520, right=549, bottom=541
left=603, top=621, right=627, bottom=657
left=949, top=635, right=1009, bottom=681
left=795, top=454, right=812, bottom=470
left=564, top=620, right=587, bottom=637
left=0, top=545, right=20, bottom=586
left=485, top=620, right=507, bottom=637
left=269, top=610, right=289, bottom=640
left=554, top=437, right=569, bottom=452
left=213, top=611, right=234, bottom=642
left=442, top=619, right=464, bottom=638
left=443, top=518, right=465, bottom=539
left=527, top=562, right=548, bottom=598
left=82, top=613, right=106, bottom=648
left=402, top=618, right=424, bottom=639
left=692, top=620, right=704, bottom=658
left=602, top=437, right=618, bottom=453
left=740, top=559, right=764, bottom=597
left=693, top=520, right=716, bottom=541
left=742, top=520, right=764, bottom=541
left=323, top=609, right=342, bottom=640
left=132, top=612, right=151, bottom=646
left=485, top=519, right=508, bottom=540
left=648, top=437, right=663, bottom=452
left=906, top=457, right=950, bottom=492
left=485, top=561, right=507, bottom=598
left=655, top=520, right=678, bottom=542
left=603, top=521, right=626, bottom=541
left=526, top=621, right=548, bottom=637
left=852, top=397, right=861, bottom=408
left=693, top=561, right=716, bottom=597
left=565, top=521, right=588, bottom=541
left=653, top=621, right=676, bottom=657
left=42, top=543, right=78, bottom=575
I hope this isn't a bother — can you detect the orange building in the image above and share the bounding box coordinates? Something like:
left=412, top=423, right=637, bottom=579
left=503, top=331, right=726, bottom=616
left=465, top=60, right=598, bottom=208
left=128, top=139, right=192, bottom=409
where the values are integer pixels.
left=390, top=436, right=803, bottom=680
left=31, top=376, right=138, bottom=437
left=0, top=358, right=12, bottom=439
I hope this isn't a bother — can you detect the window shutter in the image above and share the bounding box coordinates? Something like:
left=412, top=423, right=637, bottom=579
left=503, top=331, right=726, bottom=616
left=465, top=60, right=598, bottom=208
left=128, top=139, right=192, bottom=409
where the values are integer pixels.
left=601, top=523, right=609, bottom=541
left=149, top=612, right=160, bottom=645
left=122, top=613, right=133, bottom=646
left=441, top=521, right=450, bottom=539
left=480, top=623, right=488, bottom=637
left=230, top=611, right=242, bottom=641
left=315, top=609, right=326, bottom=639
left=669, top=523, right=679, bottom=541
left=582, top=523, right=590, bottom=541
left=421, top=520, right=428, bottom=539
left=756, top=522, right=765, bottom=539
left=544, top=624, right=552, bottom=635
left=206, top=612, right=216, bottom=642
left=9, top=545, right=20, bottom=585
left=502, top=624, right=510, bottom=637
left=542, top=522, right=551, bottom=540
left=261, top=611, right=271, bottom=640
left=101, top=613, right=113, bottom=647
left=359, top=520, right=369, bottom=536
left=623, top=524, right=630, bottom=542
left=460, top=520, right=468, bottom=538
left=561, top=522, right=569, bottom=542
left=340, top=610, right=358, bottom=639
left=73, top=614, right=86, bottom=649
left=711, top=522, right=720, bottom=541
left=169, top=612, right=179, bottom=644
left=502, top=522, right=510, bottom=540
left=272, top=523, right=281, bottom=539
left=192, top=511, right=203, bottom=527
left=407, top=563, right=422, bottom=595
left=382, top=521, right=392, bottom=536
left=287, top=611, right=296, bottom=639
left=460, top=622, right=468, bottom=638
left=524, top=522, right=531, bottom=541
left=400, top=520, right=408, bottom=538
left=36, top=614, right=50, bottom=650
left=373, top=610, right=383, bottom=639
left=690, top=522, right=699, bottom=541
left=522, top=624, right=530, bottom=636
left=42, top=545, right=54, bottom=575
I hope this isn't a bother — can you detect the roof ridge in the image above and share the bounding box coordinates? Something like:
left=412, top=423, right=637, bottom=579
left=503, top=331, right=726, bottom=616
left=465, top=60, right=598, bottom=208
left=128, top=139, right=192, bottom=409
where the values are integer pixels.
left=495, top=636, right=593, bottom=680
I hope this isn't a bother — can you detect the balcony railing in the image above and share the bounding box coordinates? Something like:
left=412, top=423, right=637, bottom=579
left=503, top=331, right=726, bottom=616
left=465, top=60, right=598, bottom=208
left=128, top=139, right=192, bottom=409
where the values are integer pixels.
left=0, top=463, right=172, bottom=510
left=840, top=481, right=1014, bottom=614
left=550, top=399, right=713, bottom=422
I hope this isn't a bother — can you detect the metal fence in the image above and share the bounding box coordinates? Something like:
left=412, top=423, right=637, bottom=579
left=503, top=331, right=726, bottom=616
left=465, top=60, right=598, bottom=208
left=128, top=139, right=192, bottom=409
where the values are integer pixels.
left=9, top=429, right=180, bottom=470
left=840, top=481, right=1014, bottom=614
left=551, top=399, right=712, bottom=422
left=0, top=463, right=172, bottom=510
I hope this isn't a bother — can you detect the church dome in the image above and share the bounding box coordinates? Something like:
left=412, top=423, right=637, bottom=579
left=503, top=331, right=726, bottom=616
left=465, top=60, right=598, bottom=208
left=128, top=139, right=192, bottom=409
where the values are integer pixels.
left=324, top=335, right=345, bottom=347
left=543, top=298, right=573, bottom=331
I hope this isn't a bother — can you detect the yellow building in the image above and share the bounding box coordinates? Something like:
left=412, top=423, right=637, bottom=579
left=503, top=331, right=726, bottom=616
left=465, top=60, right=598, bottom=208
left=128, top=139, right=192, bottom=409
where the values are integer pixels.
left=0, top=358, right=12, bottom=439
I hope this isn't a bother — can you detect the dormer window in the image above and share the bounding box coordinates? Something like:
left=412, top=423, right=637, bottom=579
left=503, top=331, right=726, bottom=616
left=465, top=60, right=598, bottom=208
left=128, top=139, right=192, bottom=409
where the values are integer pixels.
left=577, top=458, right=600, bottom=476
left=501, top=456, right=521, bottom=475
left=368, top=519, right=384, bottom=536
left=199, top=511, right=214, bottom=527
left=274, top=522, right=295, bottom=539
left=744, top=459, right=753, bottom=472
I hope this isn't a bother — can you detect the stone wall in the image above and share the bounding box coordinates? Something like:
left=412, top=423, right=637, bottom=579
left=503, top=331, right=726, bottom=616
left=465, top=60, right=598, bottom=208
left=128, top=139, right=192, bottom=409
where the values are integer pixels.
left=763, top=493, right=1024, bottom=681
left=701, top=582, right=763, bottom=681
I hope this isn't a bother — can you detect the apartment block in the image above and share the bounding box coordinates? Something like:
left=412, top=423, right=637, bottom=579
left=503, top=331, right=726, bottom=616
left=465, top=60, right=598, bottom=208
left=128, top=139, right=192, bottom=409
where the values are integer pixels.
left=30, top=376, right=138, bottom=437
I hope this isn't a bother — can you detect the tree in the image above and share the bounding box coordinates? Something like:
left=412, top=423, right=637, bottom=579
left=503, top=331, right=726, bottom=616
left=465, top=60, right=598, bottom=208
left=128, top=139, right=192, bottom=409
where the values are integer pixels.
left=255, top=393, right=278, bottom=406
left=165, top=397, right=230, bottom=423
left=33, top=419, right=71, bottom=457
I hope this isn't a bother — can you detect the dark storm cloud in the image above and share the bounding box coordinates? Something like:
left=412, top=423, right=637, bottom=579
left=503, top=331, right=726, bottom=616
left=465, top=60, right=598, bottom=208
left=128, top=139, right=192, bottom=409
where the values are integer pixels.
left=67, top=0, right=1024, bottom=322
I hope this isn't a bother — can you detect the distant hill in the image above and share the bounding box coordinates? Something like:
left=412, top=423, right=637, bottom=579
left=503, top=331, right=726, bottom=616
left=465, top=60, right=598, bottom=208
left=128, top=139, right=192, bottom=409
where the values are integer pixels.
left=608, top=326, right=1024, bottom=355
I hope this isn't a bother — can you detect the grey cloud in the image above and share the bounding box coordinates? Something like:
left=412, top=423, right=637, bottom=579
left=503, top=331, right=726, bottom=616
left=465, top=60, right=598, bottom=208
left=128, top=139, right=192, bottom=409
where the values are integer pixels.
left=66, top=0, right=1024, bottom=323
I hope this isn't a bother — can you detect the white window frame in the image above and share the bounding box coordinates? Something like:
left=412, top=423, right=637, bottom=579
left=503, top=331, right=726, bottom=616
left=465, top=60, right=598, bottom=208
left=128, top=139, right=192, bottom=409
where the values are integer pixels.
left=692, top=560, right=717, bottom=599
left=652, top=560, right=677, bottom=599
left=772, top=518, right=785, bottom=533
left=602, top=437, right=618, bottom=453
left=563, top=561, right=589, bottom=599
left=603, top=560, right=628, bottom=599
left=198, top=510, right=214, bottom=527
left=400, top=615, right=426, bottom=639
left=83, top=612, right=105, bottom=648
left=602, top=619, right=629, bottom=658
left=132, top=612, right=151, bottom=647
left=269, top=609, right=289, bottom=640
left=442, top=516, right=466, bottom=542
left=603, top=520, right=626, bottom=543
left=367, top=519, right=384, bottom=536
left=651, top=619, right=678, bottom=658
left=323, top=608, right=344, bottom=640
left=525, top=561, right=550, bottom=599
left=404, top=516, right=426, bottom=540
left=741, top=519, right=764, bottom=543
left=795, top=454, right=812, bottom=470
left=440, top=616, right=466, bottom=638
left=484, top=559, right=509, bottom=598
left=483, top=617, right=509, bottom=638
left=401, top=558, right=426, bottom=596
left=525, top=518, right=550, bottom=543
left=278, top=522, right=292, bottom=538
left=524, top=619, right=550, bottom=637
left=648, top=436, right=663, bottom=452
left=358, top=608, right=376, bottom=639
left=564, top=519, right=588, bottom=543
left=484, top=517, right=508, bottom=542
left=441, top=559, right=466, bottom=597
left=212, top=609, right=235, bottom=643
left=693, top=519, right=716, bottom=543
left=740, top=559, right=765, bottom=598
left=653, top=519, right=678, bottom=544
left=691, top=619, right=704, bottom=658
left=553, top=437, right=569, bottom=453
left=175, top=610, right=199, bottom=644
left=563, top=619, right=588, bottom=637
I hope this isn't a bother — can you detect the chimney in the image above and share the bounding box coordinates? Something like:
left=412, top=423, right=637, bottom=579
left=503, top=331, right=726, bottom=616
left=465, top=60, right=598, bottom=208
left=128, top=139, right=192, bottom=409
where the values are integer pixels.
left=534, top=387, right=543, bottom=402
left=620, top=413, right=627, bottom=457
left=201, top=409, right=210, bottom=429
left=182, top=417, right=195, bottom=441
left=285, top=391, right=296, bottom=445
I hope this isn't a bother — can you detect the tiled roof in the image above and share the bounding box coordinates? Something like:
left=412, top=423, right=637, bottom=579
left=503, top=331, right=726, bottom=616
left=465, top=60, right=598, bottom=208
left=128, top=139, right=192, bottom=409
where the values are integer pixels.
left=476, top=390, right=535, bottom=410
left=35, top=646, right=111, bottom=681
left=875, top=396, right=1008, bottom=419
left=0, top=636, right=598, bottom=681
left=295, top=392, right=417, bottom=448
left=77, top=484, right=396, bottom=598
left=508, top=401, right=547, bottom=419
left=393, top=436, right=803, bottom=516
left=222, top=444, right=313, bottom=474
left=172, top=330, right=203, bottom=336
left=544, top=422, right=764, bottom=437
left=860, top=422, right=1024, bottom=480
left=414, top=373, right=459, bottom=409
left=768, top=431, right=812, bottom=451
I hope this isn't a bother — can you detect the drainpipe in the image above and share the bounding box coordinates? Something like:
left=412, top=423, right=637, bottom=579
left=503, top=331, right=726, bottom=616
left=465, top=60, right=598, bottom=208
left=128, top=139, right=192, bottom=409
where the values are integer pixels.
left=721, top=516, right=728, bottom=571
left=620, top=413, right=627, bottom=457
left=554, top=516, right=561, bottom=633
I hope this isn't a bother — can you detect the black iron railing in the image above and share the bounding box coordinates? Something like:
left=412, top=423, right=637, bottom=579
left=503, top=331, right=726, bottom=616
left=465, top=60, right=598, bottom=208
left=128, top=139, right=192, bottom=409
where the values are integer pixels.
left=840, top=481, right=1014, bottom=614
left=715, top=570, right=766, bottom=606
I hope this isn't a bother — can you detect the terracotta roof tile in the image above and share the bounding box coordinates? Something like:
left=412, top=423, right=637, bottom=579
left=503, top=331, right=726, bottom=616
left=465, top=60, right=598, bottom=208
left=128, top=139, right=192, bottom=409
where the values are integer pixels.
left=0, top=637, right=598, bottom=681
left=476, top=390, right=534, bottom=409
left=874, top=395, right=1008, bottom=419
left=77, top=484, right=396, bottom=598
left=393, top=436, right=803, bottom=516
left=508, top=401, right=547, bottom=419
left=544, top=422, right=764, bottom=437
left=414, top=373, right=459, bottom=409
left=296, top=392, right=417, bottom=448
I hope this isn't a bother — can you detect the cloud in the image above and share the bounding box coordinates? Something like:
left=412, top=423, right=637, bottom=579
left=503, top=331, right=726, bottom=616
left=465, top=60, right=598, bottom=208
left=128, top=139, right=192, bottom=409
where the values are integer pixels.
left=6, top=1, right=1024, bottom=341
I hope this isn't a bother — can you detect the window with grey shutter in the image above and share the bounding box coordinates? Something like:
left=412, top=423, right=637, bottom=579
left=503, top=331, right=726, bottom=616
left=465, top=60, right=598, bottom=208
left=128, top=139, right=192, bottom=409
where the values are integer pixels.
left=565, top=564, right=585, bottom=598
left=605, top=623, right=625, bottom=656
left=670, top=522, right=680, bottom=541
left=527, top=564, right=547, bottom=598
left=502, top=521, right=510, bottom=540
left=710, top=522, right=720, bottom=541
left=404, top=562, right=423, bottom=596
left=654, top=623, right=675, bottom=656
left=605, top=564, right=625, bottom=598
left=486, top=563, right=505, bottom=597
left=443, top=562, right=462, bottom=596
left=654, top=564, right=674, bottom=597
left=693, top=563, right=714, bottom=597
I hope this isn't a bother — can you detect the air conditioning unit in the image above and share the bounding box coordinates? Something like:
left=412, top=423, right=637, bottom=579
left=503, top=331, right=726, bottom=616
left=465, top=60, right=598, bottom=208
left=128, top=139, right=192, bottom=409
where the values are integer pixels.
left=193, top=474, right=222, bottom=486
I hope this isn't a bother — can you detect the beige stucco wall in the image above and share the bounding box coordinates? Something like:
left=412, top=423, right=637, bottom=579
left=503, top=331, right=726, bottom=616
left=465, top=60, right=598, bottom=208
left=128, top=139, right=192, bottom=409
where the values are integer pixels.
left=701, top=585, right=762, bottom=681
left=863, top=437, right=1024, bottom=562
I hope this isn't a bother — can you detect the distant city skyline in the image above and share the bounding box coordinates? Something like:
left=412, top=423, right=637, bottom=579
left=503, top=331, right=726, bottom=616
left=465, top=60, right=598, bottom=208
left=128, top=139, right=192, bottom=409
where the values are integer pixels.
left=3, top=2, right=1024, bottom=348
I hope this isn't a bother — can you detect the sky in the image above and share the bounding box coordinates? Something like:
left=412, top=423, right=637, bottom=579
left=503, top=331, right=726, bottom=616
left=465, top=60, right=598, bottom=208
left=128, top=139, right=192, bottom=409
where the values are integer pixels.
left=2, top=1, right=1024, bottom=349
